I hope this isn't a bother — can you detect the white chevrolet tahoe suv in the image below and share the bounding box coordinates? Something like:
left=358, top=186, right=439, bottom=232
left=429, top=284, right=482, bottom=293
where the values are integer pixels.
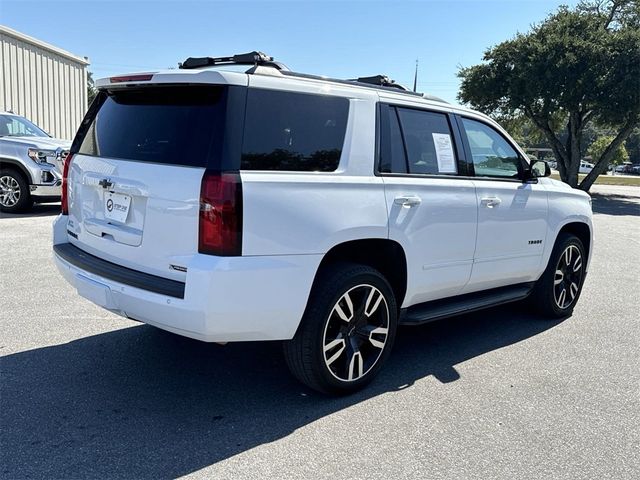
left=53, top=52, right=593, bottom=394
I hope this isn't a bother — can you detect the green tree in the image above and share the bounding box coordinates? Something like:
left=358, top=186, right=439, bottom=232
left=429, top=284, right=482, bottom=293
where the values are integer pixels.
left=588, top=135, right=629, bottom=165
left=492, top=114, right=546, bottom=148
left=458, top=0, right=640, bottom=191
left=87, top=71, right=97, bottom=106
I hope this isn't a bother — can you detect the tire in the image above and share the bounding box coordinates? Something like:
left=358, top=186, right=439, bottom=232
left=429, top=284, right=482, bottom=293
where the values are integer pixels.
left=529, top=233, right=587, bottom=318
left=283, top=262, right=398, bottom=395
left=0, top=168, right=33, bottom=213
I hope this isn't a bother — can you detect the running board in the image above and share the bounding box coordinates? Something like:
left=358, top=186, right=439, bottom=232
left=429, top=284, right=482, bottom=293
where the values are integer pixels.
left=400, top=282, right=535, bottom=326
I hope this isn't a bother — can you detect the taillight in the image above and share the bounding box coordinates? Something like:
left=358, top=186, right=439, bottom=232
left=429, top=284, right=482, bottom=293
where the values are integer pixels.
left=198, top=171, right=242, bottom=256
left=61, top=153, right=73, bottom=215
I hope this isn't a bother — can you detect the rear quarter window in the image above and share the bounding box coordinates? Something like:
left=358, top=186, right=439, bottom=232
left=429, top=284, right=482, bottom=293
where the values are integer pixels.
left=241, top=89, right=349, bottom=172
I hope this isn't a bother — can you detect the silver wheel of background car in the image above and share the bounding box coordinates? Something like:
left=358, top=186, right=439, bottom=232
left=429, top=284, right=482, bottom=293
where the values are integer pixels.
left=0, top=175, right=21, bottom=208
left=553, top=244, right=584, bottom=310
left=322, top=284, right=390, bottom=382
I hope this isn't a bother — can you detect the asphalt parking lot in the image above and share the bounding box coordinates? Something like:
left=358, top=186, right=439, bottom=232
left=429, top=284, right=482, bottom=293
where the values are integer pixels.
left=1, top=185, right=639, bottom=480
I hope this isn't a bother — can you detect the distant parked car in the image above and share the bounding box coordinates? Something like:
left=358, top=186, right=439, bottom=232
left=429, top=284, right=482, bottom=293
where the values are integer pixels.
left=0, top=112, right=71, bottom=213
left=615, top=162, right=634, bottom=174
left=579, top=161, right=594, bottom=174
left=632, top=165, right=640, bottom=175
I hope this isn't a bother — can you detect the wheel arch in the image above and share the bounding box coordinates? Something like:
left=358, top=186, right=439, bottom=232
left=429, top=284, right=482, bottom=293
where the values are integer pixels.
left=0, top=158, right=33, bottom=184
left=313, top=238, right=408, bottom=310
left=557, top=221, right=591, bottom=266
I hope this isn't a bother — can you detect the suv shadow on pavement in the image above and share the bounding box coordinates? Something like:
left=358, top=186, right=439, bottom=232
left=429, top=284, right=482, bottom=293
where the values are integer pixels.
left=1, top=305, right=562, bottom=479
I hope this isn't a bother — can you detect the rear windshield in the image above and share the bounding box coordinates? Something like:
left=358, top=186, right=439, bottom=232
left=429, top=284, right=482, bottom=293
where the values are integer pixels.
left=241, top=89, right=349, bottom=172
left=77, top=86, right=227, bottom=167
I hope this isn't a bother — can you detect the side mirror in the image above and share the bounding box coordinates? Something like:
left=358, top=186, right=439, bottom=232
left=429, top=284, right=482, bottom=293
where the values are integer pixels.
left=530, top=159, right=551, bottom=178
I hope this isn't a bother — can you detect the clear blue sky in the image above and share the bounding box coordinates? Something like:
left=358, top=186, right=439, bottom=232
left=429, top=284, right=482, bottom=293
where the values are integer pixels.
left=2, top=0, right=578, bottom=103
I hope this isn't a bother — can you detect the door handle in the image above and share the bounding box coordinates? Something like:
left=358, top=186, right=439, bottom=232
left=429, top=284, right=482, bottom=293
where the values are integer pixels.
left=480, top=196, right=502, bottom=208
left=394, top=195, right=422, bottom=207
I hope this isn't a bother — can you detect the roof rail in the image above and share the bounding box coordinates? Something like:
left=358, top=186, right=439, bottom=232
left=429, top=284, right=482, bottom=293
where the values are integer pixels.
left=281, top=71, right=427, bottom=98
left=179, top=51, right=289, bottom=71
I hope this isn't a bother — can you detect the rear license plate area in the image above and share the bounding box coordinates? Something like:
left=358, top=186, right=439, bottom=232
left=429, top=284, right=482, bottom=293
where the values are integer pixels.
left=104, top=192, right=131, bottom=223
left=75, top=274, right=118, bottom=309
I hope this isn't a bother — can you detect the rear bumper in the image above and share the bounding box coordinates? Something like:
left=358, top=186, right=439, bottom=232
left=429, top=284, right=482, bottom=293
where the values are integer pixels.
left=54, top=243, right=185, bottom=298
left=53, top=218, right=322, bottom=342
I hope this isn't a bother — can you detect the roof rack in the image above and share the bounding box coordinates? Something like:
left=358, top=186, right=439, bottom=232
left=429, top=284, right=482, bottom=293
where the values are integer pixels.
left=349, top=75, right=411, bottom=92
left=178, top=51, right=447, bottom=102
left=179, top=51, right=289, bottom=71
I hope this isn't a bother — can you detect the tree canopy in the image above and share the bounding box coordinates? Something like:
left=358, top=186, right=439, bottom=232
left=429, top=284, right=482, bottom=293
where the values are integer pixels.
left=588, top=135, right=629, bottom=165
left=458, top=0, right=640, bottom=190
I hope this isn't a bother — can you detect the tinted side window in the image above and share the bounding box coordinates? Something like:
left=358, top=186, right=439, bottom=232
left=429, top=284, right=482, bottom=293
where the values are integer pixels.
left=462, top=118, right=521, bottom=178
left=241, top=89, right=349, bottom=172
left=379, top=104, right=407, bottom=173
left=395, top=108, right=458, bottom=175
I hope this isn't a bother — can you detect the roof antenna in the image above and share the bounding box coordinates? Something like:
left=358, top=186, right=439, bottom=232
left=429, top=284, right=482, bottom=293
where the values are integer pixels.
left=413, top=58, right=419, bottom=93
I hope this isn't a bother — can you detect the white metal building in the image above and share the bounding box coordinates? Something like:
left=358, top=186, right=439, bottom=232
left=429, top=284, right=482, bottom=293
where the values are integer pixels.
left=0, top=25, right=89, bottom=140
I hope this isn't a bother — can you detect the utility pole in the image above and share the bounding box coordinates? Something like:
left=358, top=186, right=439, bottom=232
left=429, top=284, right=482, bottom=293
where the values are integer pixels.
left=413, top=58, right=418, bottom=92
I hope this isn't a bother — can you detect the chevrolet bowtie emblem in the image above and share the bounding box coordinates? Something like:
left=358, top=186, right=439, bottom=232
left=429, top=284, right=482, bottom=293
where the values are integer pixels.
left=98, top=178, right=113, bottom=189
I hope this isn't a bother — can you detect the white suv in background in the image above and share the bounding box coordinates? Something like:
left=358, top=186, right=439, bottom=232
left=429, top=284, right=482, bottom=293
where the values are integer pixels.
left=53, top=52, right=593, bottom=394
